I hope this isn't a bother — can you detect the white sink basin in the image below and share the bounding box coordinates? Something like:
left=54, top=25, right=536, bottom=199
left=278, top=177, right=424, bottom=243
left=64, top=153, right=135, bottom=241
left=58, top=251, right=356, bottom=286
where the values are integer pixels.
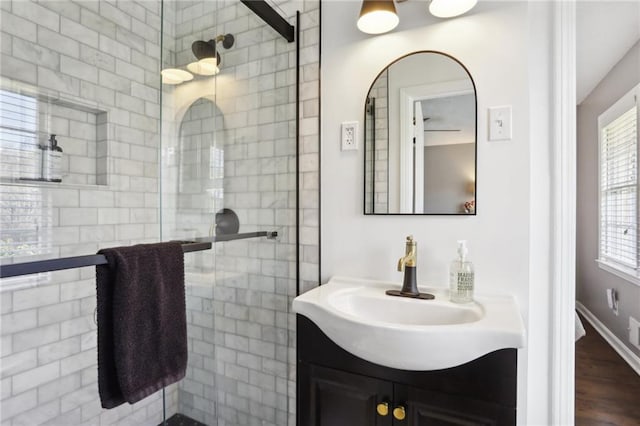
left=329, top=286, right=484, bottom=326
left=292, top=276, right=526, bottom=370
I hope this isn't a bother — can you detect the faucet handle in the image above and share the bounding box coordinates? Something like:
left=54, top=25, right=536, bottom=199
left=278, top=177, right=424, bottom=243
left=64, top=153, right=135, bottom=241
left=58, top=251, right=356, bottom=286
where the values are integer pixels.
left=405, top=235, right=416, bottom=248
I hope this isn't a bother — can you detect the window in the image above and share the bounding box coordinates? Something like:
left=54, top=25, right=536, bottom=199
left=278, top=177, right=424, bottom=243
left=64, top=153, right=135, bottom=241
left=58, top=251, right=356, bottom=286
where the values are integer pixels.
left=598, top=83, right=640, bottom=284
left=0, top=89, right=39, bottom=180
left=0, top=90, right=50, bottom=259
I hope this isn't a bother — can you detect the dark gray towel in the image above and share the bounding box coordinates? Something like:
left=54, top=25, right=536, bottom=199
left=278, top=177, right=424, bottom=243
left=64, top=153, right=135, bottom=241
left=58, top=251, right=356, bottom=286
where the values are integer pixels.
left=96, top=242, right=187, bottom=409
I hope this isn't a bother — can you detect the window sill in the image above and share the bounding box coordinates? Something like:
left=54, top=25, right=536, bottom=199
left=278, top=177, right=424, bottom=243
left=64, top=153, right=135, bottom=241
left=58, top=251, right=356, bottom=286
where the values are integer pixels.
left=596, top=259, right=640, bottom=287
left=0, top=177, right=109, bottom=190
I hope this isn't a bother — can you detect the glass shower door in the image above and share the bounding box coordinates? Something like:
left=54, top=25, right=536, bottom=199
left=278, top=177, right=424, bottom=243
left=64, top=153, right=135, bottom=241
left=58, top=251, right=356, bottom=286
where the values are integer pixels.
left=160, top=1, right=298, bottom=424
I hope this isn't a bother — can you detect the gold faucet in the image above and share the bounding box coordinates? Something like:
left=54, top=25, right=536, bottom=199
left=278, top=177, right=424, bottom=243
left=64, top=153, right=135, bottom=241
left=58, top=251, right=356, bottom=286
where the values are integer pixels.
left=397, top=235, right=417, bottom=272
left=396, top=235, right=419, bottom=296
left=386, top=235, right=434, bottom=300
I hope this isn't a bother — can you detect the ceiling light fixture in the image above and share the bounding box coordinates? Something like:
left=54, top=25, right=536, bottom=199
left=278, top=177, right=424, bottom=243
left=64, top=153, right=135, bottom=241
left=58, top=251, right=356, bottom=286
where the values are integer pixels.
left=357, top=0, right=399, bottom=35
left=188, top=34, right=235, bottom=76
left=428, top=0, right=477, bottom=18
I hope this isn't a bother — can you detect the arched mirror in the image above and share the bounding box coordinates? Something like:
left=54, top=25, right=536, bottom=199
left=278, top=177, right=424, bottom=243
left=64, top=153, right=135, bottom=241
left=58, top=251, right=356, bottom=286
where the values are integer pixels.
left=364, top=51, right=477, bottom=215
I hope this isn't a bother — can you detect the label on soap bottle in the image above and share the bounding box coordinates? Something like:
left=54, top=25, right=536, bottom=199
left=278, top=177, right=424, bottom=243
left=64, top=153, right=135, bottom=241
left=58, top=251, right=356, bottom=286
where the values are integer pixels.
left=456, top=271, right=474, bottom=291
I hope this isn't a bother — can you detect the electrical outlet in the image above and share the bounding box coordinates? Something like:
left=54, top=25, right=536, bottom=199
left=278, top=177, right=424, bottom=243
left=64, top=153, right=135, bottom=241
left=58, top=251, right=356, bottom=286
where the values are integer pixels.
left=607, top=288, right=619, bottom=315
left=341, top=121, right=358, bottom=151
left=630, top=317, right=640, bottom=350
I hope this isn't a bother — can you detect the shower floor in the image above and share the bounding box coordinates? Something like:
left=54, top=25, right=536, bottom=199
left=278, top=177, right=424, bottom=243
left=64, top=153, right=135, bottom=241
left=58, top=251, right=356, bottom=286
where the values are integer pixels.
left=160, top=414, right=207, bottom=426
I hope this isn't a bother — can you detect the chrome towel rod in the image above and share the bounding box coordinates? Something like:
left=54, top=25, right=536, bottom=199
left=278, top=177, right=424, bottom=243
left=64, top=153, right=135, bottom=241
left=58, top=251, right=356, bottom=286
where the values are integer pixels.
left=0, top=231, right=278, bottom=279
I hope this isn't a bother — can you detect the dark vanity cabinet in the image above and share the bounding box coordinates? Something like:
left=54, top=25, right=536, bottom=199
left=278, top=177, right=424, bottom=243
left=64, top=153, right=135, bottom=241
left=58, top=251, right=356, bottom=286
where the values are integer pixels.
left=300, top=363, right=393, bottom=426
left=297, top=315, right=517, bottom=426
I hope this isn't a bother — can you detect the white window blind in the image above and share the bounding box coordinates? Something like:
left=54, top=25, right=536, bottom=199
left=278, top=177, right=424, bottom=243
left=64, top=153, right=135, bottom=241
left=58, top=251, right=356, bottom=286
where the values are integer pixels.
left=0, top=89, right=40, bottom=180
left=0, top=185, right=50, bottom=258
left=599, top=85, right=639, bottom=274
left=0, top=90, right=50, bottom=259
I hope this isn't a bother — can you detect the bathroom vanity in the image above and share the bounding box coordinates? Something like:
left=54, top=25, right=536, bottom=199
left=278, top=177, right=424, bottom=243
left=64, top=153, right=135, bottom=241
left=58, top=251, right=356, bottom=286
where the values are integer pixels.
left=297, top=315, right=517, bottom=425
left=292, top=277, right=525, bottom=425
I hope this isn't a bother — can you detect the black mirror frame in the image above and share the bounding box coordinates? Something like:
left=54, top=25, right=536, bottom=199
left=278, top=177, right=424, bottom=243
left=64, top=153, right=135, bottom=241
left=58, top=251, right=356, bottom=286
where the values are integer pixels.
left=363, top=50, right=478, bottom=216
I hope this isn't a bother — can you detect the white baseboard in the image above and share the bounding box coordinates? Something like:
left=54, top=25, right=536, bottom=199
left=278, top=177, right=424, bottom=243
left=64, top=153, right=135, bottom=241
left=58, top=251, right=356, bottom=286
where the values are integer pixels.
left=576, top=302, right=640, bottom=376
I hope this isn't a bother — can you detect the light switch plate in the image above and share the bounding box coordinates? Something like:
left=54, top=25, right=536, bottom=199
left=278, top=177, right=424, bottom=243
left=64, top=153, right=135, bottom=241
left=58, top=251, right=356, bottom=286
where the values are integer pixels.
left=341, top=121, right=358, bottom=151
left=488, top=106, right=512, bottom=141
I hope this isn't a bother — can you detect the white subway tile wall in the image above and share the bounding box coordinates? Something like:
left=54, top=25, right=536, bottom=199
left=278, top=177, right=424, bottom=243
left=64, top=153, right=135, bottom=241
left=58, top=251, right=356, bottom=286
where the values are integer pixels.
left=0, top=1, right=319, bottom=426
left=0, top=0, right=173, bottom=424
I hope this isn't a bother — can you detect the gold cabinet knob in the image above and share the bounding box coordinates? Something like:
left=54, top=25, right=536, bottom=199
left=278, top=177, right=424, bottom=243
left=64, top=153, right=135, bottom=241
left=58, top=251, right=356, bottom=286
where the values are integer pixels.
left=393, top=405, right=406, bottom=420
left=376, top=402, right=389, bottom=416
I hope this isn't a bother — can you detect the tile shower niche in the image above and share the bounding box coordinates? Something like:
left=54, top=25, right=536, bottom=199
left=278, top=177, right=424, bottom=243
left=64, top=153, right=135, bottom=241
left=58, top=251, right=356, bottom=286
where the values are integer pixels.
left=0, top=89, right=109, bottom=186
left=0, top=88, right=115, bottom=267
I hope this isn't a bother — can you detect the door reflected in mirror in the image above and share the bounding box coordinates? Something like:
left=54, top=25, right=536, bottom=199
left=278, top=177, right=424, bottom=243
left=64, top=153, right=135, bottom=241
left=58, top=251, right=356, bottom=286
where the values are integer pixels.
left=364, top=51, right=477, bottom=215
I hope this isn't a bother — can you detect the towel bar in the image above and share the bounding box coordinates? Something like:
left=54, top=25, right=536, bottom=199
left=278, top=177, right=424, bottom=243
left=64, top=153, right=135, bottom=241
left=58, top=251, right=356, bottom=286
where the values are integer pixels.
left=0, top=231, right=278, bottom=279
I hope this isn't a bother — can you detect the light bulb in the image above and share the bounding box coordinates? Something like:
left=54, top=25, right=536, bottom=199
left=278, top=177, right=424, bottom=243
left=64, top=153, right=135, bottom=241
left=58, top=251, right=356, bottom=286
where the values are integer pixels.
left=357, top=0, right=399, bottom=35
left=357, top=10, right=399, bottom=34
left=187, top=59, right=220, bottom=76
left=160, top=68, right=193, bottom=85
left=200, top=57, right=218, bottom=67
left=429, top=0, right=477, bottom=18
left=162, top=74, right=182, bottom=85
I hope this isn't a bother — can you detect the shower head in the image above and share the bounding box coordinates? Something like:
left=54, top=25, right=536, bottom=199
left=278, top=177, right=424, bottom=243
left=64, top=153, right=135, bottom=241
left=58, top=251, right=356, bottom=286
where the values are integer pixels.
left=162, top=34, right=235, bottom=84
left=219, top=33, right=235, bottom=49
left=191, top=40, right=219, bottom=62
left=189, top=34, right=235, bottom=75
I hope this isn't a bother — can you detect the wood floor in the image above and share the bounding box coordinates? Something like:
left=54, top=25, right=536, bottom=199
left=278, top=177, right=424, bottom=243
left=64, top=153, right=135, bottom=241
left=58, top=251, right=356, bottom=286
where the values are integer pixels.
left=575, top=314, right=640, bottom=425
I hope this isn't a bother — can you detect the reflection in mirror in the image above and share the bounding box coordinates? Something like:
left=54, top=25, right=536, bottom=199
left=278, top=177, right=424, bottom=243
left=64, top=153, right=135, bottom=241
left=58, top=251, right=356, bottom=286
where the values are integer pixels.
left=364, top=51, right=477, bottom=215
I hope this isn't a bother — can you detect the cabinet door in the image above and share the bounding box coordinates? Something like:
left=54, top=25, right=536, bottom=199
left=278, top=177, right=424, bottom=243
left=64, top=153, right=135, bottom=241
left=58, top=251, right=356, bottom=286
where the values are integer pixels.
left=395, top=384, right=515, bottom=426
left=298, top=363, right=393, bottom=426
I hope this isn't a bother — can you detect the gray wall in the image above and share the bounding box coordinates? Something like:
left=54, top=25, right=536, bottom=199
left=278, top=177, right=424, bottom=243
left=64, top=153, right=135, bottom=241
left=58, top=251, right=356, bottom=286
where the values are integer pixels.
left=576, top=40, right=640, bottom=357
left=423, top=143, right=474, bottom=214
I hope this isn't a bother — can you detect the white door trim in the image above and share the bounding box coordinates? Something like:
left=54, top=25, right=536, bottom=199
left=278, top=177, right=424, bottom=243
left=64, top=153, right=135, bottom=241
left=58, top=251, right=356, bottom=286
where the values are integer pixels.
left=551, top=1, right=576, bottom=424
left=397, top=80, right=473, bottom=213
left=413, top=100, right=425, bottom=214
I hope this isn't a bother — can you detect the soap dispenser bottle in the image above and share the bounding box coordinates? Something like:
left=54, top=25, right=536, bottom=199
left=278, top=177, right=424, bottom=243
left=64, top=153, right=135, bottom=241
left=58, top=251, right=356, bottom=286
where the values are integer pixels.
left=40, top=134, right=63, bottom=182
left=449, top=240, right=474, bottom=303
left=49, top=135, right=63, bottom=182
